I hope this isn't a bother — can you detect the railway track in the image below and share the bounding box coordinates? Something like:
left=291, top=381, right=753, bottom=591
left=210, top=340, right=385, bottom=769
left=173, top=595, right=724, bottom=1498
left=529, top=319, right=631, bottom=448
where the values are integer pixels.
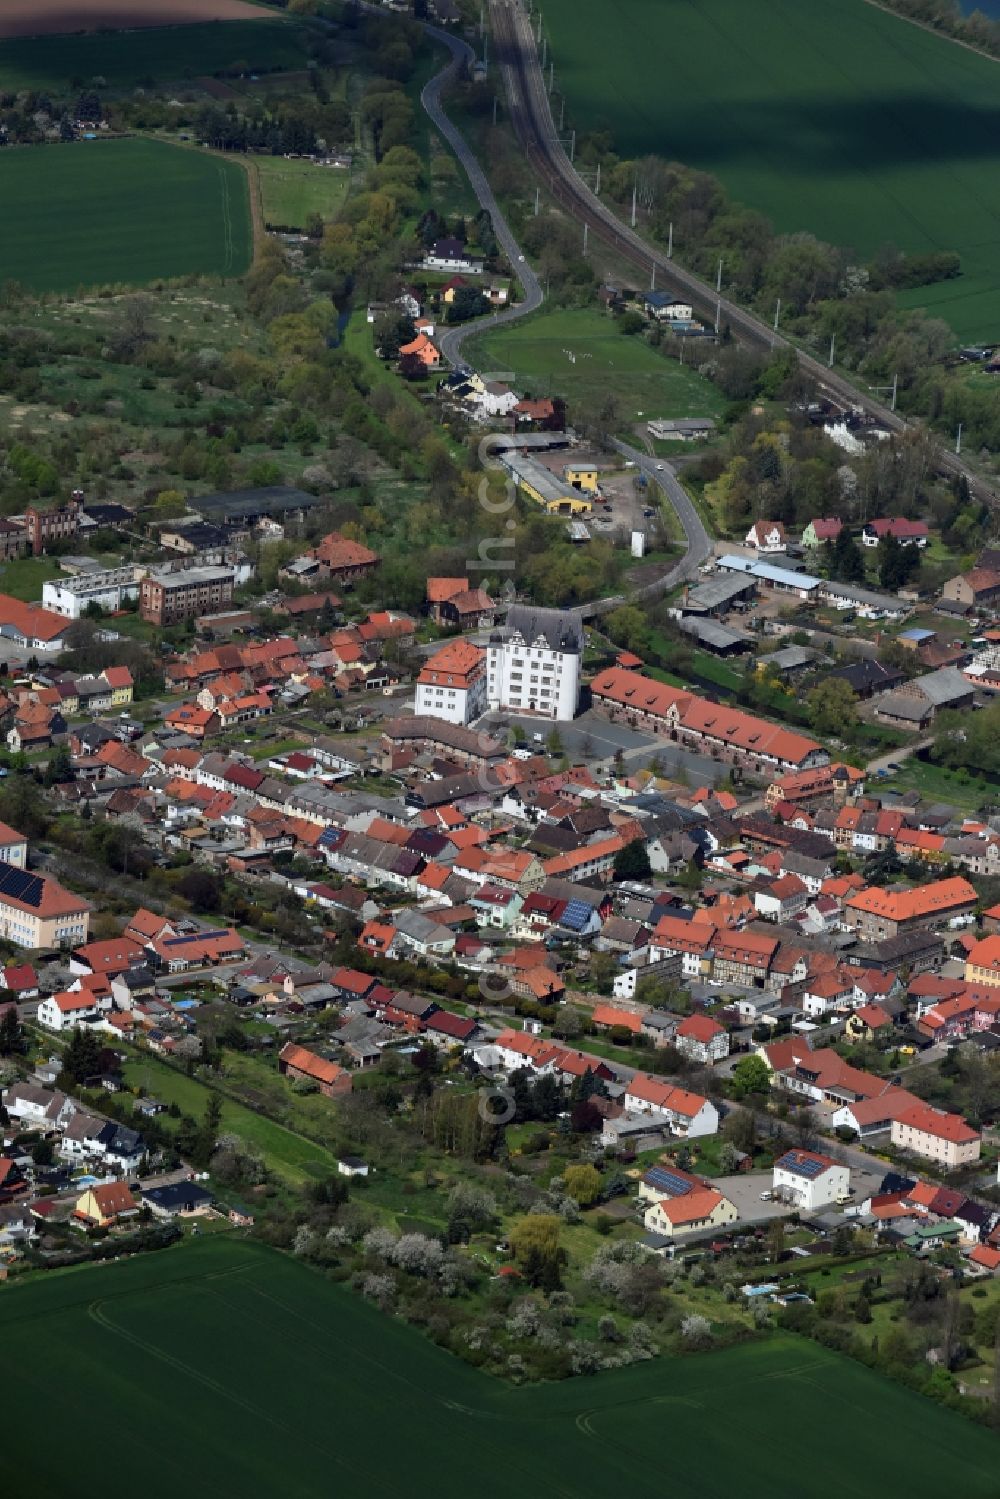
left=490, top=0, right=997, bottom=506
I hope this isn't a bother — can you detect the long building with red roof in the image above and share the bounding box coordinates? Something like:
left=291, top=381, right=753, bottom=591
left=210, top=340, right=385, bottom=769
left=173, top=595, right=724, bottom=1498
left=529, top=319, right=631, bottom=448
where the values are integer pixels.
left=590, top=666, right=827, bottom=773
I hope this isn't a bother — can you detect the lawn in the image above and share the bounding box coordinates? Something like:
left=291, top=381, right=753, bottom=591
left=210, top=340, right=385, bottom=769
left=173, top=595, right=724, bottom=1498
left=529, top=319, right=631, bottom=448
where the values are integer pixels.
left=540, top=0, right=1000, bottom=341
left=0, top=555, right=64, bottom=602
left=253, top=155, right=351, bottom=230
left=2, top=1239, right=998, bottom=1497
left=879, top=755, right=1000, bottom=813
left=466, top=307, right=728, bottom=429
left=0, top=19, right=305, bottom=93
left=1, top=138, right=252, bottom=292
left=121, top=1052, right=339, bottom=1186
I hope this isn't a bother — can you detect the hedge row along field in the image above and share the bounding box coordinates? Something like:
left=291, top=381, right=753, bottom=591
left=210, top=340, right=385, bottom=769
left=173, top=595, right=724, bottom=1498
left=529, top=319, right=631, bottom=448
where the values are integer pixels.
left=0, top=138, right=252, bottom=292
left=2, top=1238, right=998, bottom=1497
left=540, top=0, right=1000, bottom=341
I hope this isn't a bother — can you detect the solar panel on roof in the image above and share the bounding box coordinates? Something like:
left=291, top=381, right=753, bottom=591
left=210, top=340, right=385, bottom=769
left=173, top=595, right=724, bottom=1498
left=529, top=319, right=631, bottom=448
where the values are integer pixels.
left=643, top=1166, right=693, bottom=1197
left=780, top=1152, right=825, bottom=1178
left=560, top=899, right=592, bottom=931
left=0, top=863, right=44, bottom=908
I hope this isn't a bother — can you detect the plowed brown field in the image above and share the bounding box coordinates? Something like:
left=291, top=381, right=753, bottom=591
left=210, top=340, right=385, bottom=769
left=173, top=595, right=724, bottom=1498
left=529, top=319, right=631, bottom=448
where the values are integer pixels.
left=0, top=0, right=274, bottom=37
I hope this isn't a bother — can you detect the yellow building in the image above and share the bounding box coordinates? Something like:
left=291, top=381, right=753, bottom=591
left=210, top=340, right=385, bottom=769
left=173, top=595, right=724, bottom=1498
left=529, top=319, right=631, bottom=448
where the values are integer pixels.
left=642, top=1186, right=738, bottom=1240
left=0, top=866, right=90, bottom=949
left=965, top=934, right=1000, bottom=988
left=503, top=454, right=593, bottom=514
left=563, top=464, right=600, bottom=494
left=75, top=1182, right=138, bottom=1228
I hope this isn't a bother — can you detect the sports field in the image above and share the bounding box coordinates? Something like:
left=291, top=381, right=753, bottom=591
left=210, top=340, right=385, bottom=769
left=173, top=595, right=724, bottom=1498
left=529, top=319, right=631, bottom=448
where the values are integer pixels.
left=3, top=1238, right=998, bottom=1498
left=540, top=0, right=1000, bottom=341
left=0, top=139, right=251, bottom=292
left=254, top=155, right=350, bottom=229
left=0, top=18, right=305, bottom=92
left=467, top=307, right=727, bottom=428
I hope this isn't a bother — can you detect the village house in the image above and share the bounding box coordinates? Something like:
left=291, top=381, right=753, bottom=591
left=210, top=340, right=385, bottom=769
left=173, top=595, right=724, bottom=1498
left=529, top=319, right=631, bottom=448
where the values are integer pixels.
left=674, top=1012, right=730, bottom=1065
left=745, top=520, right=787, bottom=553
left=772, top=1149, right=850, bottom=1210
left=890, top=1103, right=981, bottom=1169
left=278, top=1042, right=352, bottom=1098
left=843, top=877, right=977, bottom=941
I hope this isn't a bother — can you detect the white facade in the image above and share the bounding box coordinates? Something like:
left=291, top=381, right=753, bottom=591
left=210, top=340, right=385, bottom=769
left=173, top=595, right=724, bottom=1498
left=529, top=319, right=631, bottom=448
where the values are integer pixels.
left=486, top=606, right=583, bottom=721
left=414, top=672, right=486, bottom=726
left=773, top=1152, right=849, bottom=1211
left=42, top=565, right=143, bottom=620
left=37, top=995, right=100, bottom=1032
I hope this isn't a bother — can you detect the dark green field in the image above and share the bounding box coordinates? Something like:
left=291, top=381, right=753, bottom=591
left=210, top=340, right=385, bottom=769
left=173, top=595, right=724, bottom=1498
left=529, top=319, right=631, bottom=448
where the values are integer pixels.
left=0, top=19, right=306, bottom=92
left=541, top=0, right=1000, bottom=341
left=3, top=1237, right=998, bottom=1497
left=0, top=138, right=251, bottom=291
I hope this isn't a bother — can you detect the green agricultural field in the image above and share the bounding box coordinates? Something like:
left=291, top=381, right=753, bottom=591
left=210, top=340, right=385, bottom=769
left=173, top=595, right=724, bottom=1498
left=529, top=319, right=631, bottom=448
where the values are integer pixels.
left=540, top=0, right=1000, bottom=341
left=2, top=1238, right=999, bottom=1497
left=0, top=139, right=251, bottom=292
left=0, top=19, right=305, bottom=93
left=467, top=307, right=727, bottom=430
left=253, top=155, right=350, bottom=229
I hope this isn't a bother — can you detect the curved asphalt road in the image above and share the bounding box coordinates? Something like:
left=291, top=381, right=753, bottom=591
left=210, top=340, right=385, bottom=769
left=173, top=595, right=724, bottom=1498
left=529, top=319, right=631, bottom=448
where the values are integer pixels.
left=415, top=24, right=704, bottom=603
left=420, top=25, right=543, bottom=368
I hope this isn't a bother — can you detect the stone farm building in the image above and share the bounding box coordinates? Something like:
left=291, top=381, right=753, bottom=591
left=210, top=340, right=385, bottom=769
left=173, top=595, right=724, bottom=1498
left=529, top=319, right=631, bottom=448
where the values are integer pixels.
left=589, top=667, right=827, bottom=774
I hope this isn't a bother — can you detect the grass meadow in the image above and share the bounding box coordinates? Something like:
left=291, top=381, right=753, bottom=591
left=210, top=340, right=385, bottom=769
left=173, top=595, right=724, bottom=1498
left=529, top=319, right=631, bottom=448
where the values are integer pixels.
left=0, top=139, right=252, bottom=291
left=253, top=155, right=351, bottom=229
left=541, top=0, right=1000, bottom=340
left=2, top=1238, right=998, bottom=1497
left=0, top=18, right=304, bottom=92
left=121, top=1054, right=339, bottom=1186
left=467, top=307, right=727, bottom=428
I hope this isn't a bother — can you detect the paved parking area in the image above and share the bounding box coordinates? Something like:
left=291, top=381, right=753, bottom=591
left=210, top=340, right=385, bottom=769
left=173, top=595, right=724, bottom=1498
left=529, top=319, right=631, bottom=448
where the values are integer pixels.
left=477, top=707, right=655, bottom=760
left=715, top=1172, right=798, bottom=1223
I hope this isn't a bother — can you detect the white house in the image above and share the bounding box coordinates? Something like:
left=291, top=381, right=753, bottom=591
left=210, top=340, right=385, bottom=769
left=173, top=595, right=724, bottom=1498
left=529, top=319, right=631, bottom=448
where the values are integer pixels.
left=2, top=1082, right=76, bottom=1128
left=391, top=909, right=457, bottom=959
left=753, top=873, right=808, bottom=923
left=622, top=1073, right=719, bottom=1137
left=475, top=381, right=519, bottom=419
left=36, top=990, right=103, bottom=1032
left=486, top=604, right=583, bottom=722
left=745, top=521, right=787, bottom=554
left=773, top=1148, right=849, bottom=1210
left=674, top=1013, right=730, bottom=1065
left=414, top=639, right=487, bottom=727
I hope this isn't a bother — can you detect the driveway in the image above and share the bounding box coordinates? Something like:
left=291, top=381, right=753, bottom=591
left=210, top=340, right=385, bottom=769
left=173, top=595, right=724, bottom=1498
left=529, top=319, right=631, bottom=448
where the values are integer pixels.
left=714, top=1172, right=798, bottom=1224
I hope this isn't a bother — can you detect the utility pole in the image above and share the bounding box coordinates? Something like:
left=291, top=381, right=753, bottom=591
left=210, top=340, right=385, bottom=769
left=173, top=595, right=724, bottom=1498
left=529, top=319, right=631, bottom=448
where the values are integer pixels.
left=594, top=161, right=600, bottom=195
left=667, top=220, right=673, bottom=258
left=891, top=372, right=898, bottom=413
left=956, top=422, right=963, bottom=455
left=541, top=35, right=547, bottom=68
left=569, top=129, right=575, bottom=162
left=715, top=298, right=721, bottom=335
left=534, top=186, right=540, bottom=216
left=630, top=181, right=637, bottom=228
left=548, top=60, right=554, bottom=92
left=650, top=263, right=656, bottom=291
left=773, top=298, right=781, bottom=332
left=716, top=257, right=723, bottom=293
left=583, top=223, right=588, bottom=254
left=536, top=11, right=542, bottom=43
left=828, top=333, right=836, bottom=368
left=558, top=96, right=565, bottom=130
